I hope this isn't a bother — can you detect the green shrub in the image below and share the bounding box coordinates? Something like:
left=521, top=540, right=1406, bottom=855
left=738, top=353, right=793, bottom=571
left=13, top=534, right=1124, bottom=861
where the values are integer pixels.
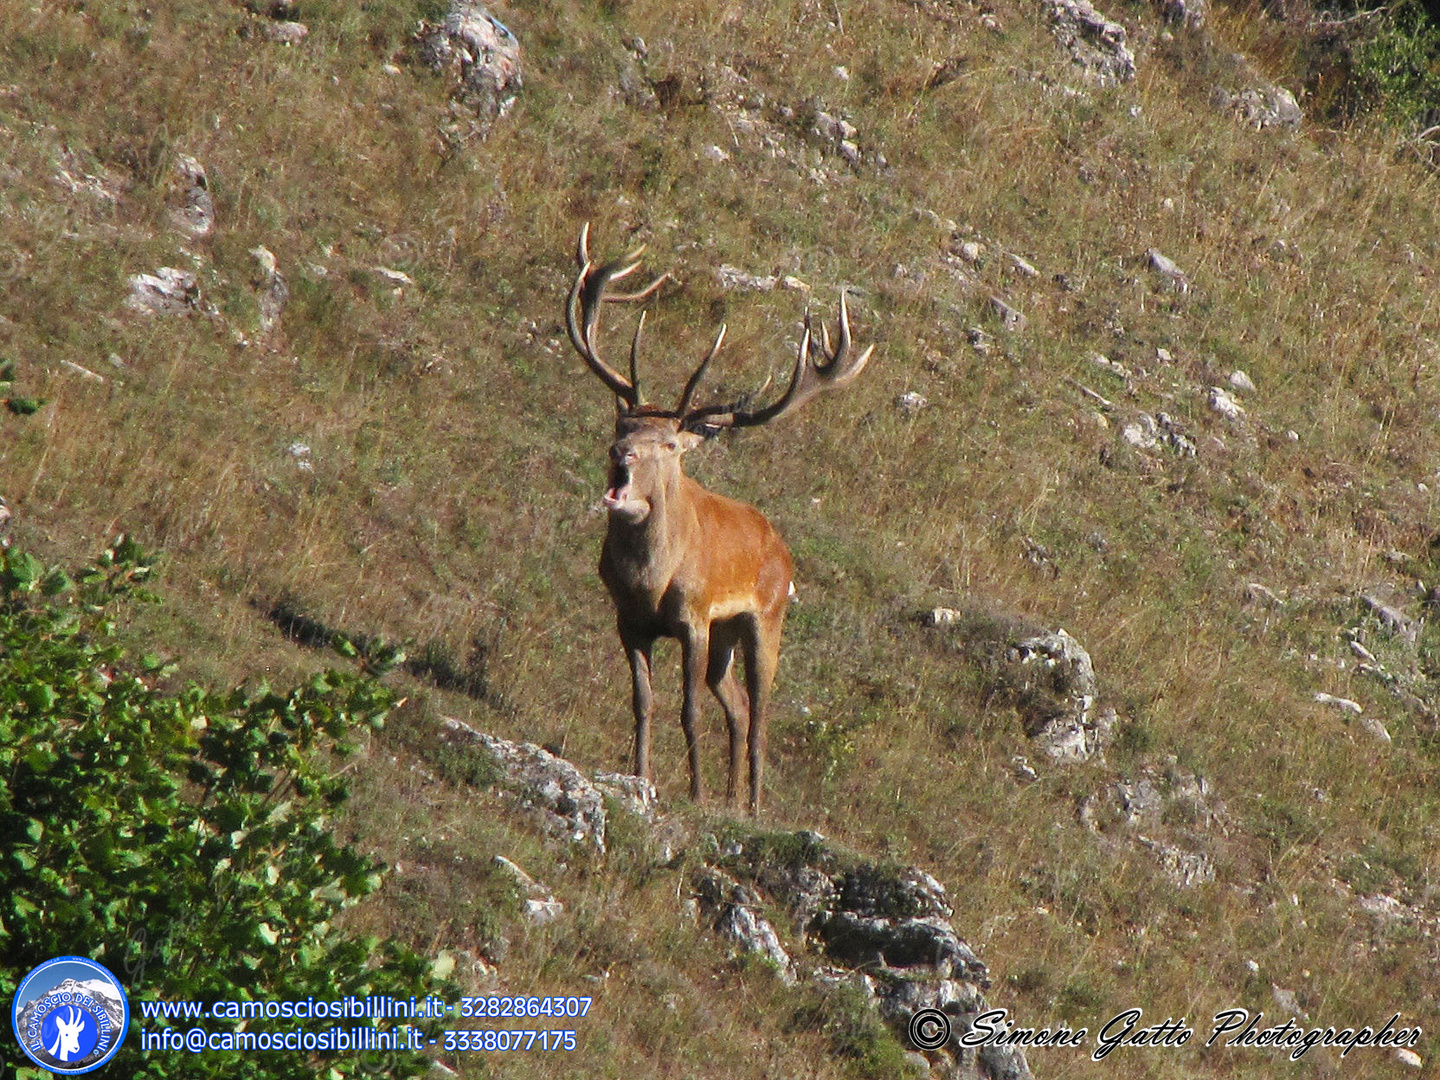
left=0, top=540, right=450, bottom=1079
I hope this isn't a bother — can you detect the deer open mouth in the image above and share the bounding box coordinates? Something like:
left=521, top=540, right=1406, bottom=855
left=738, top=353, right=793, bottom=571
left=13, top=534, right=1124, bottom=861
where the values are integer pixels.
left=603, top=463, right=632, bottom=509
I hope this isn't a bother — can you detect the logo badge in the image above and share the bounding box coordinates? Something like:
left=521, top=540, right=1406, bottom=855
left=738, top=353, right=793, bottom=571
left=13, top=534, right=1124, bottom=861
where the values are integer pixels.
left=11, top=956, right=129, bottom=1074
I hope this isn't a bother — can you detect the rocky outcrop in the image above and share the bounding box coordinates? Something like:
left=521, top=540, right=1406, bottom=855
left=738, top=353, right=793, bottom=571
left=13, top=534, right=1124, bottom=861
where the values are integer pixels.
left=438, top=719, right=649, bottom=852
left=168, top=155, right=215, bottom=240
left=415, top=2, right=522, bottom=142
left=709, top=832, right=1033, bottom=1079
left=1044, top=0, right=1136, bottom=87
left=126, top=267, right=201, bottom=316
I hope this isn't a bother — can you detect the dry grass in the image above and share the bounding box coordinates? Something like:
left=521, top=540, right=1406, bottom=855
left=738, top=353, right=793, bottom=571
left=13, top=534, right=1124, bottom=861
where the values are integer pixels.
left=4, top=0, right=1440, bottom=1075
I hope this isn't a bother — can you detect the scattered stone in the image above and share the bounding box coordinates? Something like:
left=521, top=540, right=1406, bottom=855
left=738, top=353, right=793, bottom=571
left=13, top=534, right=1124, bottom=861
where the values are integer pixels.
left=1359, top=716, right=1392, bottom=744
left=1348, top=638, right=1378, bottom=664
left=1244, top=582, right=1283, bottom=605
left=895, top=391, right=928, bottom=415
left=812, top=109, right=858, bottom=144
left=1155, top=346, right=1174, bottom=363
left=703, top=143, right=730, bottom=163
left=373, top=266, right=415, bottom=287
left=1044, top=0, right=1136, bottom=87
left=168, top=155, right=215, bottom=239
left=415, top=2, right=523, bottom=140
left=924, top=607, right=962, bottom=627
left=837, top=140, right=861, bottom=166
left=1270, top=984, right=1308, bottom=1021
left=967, top=326, right=993, bottom=354
left=957, top=240, right=984, bottom=263
left=1007, top=628, right=1114, bottom=763
left=1145, top=248, right=1190, bottom=291
left=1228, top=369, right=1256, bottom=393
left=250, top=245, right=288, bottom=334
left=288, top=442, right=313, bottom=471
left=1360, top=593, right=1420, bottom=644
left=1012, top=756, right=1039, bottom=784
left=262, top=20, right=309, bottom=44
left=58, top=359, right=105, bottom=383
left=989, top=295, right=1026, bottom=331
left=716, top=265, right=779, bottom=291
left=52, top=147, right=123, bottom=204
left=494, top=856, right=564, bottom=924
left=1396, top=1048, right=1423, bottom=1068
left=438, top=719, right=611, bottom=851
left=1208, top=386, right=1245, bottom=421
left=1137, top=836, right=1215, bottom=887
left=1221, top=84, right=1303, bottom=130
left=1314, top=692, right=1362, bottom=714
left=1007, top=252, right=1040, bottom=278
left=1122, top=413, right=1196, bottom=456
left=126, top=267, right=200, bottom=316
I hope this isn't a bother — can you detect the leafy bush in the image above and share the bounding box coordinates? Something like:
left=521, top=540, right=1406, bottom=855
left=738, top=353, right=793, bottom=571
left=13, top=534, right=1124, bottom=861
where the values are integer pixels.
left=0, top=541, right=449, bottom=1078
left=1352, top=0, right=1440, bottom=125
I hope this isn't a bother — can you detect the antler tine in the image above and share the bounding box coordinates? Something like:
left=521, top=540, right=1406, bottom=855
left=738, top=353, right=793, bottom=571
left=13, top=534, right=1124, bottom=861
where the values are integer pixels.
left=675, top=324, right=727, bottom=418
left=629, top=311, right=647, bottom=406
left=566, top=224, right=669, bottom=408
left=695, top=290, right=872, bottom=431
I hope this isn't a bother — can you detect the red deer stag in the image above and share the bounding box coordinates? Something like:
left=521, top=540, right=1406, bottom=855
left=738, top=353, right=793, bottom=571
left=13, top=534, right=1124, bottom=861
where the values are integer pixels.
left=566, top=224, right=872, bottom=815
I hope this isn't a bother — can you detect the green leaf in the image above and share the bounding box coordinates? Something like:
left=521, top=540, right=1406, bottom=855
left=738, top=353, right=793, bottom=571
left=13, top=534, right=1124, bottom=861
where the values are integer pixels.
left=257, top=922, right=279, bottom=946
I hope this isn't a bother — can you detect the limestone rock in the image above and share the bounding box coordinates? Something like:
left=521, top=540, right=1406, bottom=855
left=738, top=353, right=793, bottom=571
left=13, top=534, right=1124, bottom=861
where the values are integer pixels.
left=1214, top=84, right=1302, bottom=129
left=415, top=2, right=522, bottom=140
left=168, top=155, right=215, bottom=239
left=126, top=267, right=201, bottom=316
left=1044, top=0, right=1136, bottom=87
left=494, top=856, right=564, bottom=924
left=438, top=719, right=610, bottom=850
left=1008, top=628, right=1114, bottom=763
left=250, top=245, right=288, bottom=334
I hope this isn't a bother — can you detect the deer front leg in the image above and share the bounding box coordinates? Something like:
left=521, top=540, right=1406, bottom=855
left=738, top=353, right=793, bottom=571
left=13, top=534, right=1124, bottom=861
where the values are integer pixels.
left=621, top=629, right=656, bottom=781
left=680, top=625, right=710, bottom=801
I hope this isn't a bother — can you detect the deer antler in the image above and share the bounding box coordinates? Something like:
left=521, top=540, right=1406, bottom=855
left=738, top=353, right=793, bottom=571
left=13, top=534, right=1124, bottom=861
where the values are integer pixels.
left=684, top=291, right=873, bottom=430
left=566, top=223, right=668, bottom=409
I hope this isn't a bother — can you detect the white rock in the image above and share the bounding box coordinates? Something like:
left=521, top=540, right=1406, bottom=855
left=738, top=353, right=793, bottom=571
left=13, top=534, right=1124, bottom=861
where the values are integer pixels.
left=957, top=241, right=984, bottom=263
left=1008, top=252, right=1040, bottom=278
left=703, top=144, right=730, bottom=163
left=1228, top=369, right=1256, bottom=393
left=1359, top=716, right=1392, bottom=744
left=126, top=267, right=200, bottom=315
left=1146, top=248, right=1190, bottom=290
left=262, top=20, right=309, bottom=44
left=1314, top=692, right=1362, bottom=714
left=896, top=391, right=928, bottom=415
left=1395, top=1048, right=1423, bottom=1068
left=1208, top=386, right=1245, bottom=421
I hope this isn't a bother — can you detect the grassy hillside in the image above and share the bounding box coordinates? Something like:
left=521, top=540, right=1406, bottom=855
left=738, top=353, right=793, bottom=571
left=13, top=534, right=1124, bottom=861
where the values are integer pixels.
left=3, top=0, right=1440, bottom=1076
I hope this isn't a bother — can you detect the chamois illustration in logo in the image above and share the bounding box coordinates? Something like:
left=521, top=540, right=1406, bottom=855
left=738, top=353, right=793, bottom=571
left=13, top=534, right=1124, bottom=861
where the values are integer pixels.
left=47, top=1006, right=88, bottom=1061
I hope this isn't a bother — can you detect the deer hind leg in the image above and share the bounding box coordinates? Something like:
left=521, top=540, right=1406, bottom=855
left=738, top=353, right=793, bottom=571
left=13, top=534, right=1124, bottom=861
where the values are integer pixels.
left=706, top=621, right=751, bottom=807
left=742, top=613, right=783, bottom=817
left=621, top=628, right=656, bottom=781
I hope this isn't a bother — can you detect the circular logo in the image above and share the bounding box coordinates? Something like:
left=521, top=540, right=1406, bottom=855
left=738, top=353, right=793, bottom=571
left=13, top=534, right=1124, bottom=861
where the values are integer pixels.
left=908, top=1007, right=952, bottom=1051
left=11, top=956, right=129, bottom=1074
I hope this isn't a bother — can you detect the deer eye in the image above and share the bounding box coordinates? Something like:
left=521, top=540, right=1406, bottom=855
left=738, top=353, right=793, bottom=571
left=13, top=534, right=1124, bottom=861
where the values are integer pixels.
left=665, top=440, right=678, bottom=451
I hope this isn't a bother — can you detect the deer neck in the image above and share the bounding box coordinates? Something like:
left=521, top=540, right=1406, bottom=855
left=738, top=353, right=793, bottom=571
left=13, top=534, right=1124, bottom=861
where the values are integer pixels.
left=604, top=463, right=699, bottom=587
